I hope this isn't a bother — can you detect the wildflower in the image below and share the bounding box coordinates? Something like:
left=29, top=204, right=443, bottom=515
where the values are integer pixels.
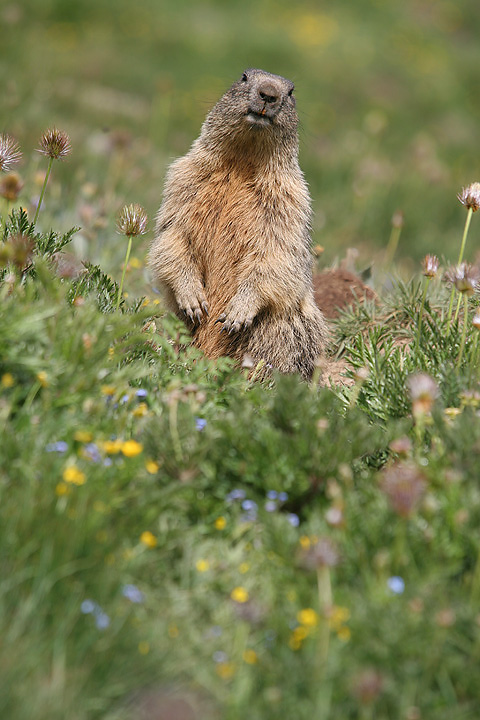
left=55, top=482, right=70, bottom=496
left=95, top=612, right=111, bottom=630
left=243, top=649, right=258, bottom=664
left=421, top=254, right=439, bottom=278
left=457, top=182, right=480, bottom=212
left=299, top=535, right=311, bottom=549
left=132, top=402, right=148, bottom=417
left=472, top=313, right=480, bottom=330
left=101, top=385, right=116, bottom=397
left=1, top=372, right=15, bottom=388
left=214, top=516, right=226, bottom=530
left=328, top=605, right=350, bottom=629
left=241, top=499, right=257, bottom=512
left=265, top=500, right=277, bottom=512
left=407, top=372, right=438, bottom=416
left=337, top=626, right=351, bottom=641
left=145, top=460, right=159, bottom=474
left=380, top=462, right=426, bottom=517
left=140, top=531, right=157, bottom=548
left=287, top=513, right=300, bottom=527
left=0, top=172, right=24, bottom=201
left=351, top=669, right=385, bottom=704
left=226, top=488, right=246, bottom=502
left=116, top=203, right=148, bottom=238
left=122, top=584, right=145, bottom=603
left=63, top=465, right=86, bottom=486
left=297, top=608, right=319, bottom=628
left=444, top=262, right=480, bottom=296
left=230, top=586, right=249, bottom=603
left=135, top=388, right=148, bottom=399
left=37, top=127, right=71, bottom=160
left=389, top=436, right=412, bottom=457
left=278, top=491, right=289, bottom=502
left=115, top=203, right=148, bottom=311
left=138, top=641, right=150, bottom=655
left=435, top=608, right=456, bottom=628
left=391, top=210, right=404, bottom=228
left=195, top=559, right=210, bottom=572
left=387, top=576, right=405, bottom=594
left=239, top=562, right=249, bottom=574
left=298, top=536, right=340, bottom=570
left=0, top=133, right=22, bottom=172
left=81, top=599, right=97, bottom=614
left=216, top=662, right=236, bottom=679
left=74, top=430, right=93, bottom=443
left=213, top=650, right=229, bottom=663
left=325, top=505, right=344, bottom=527
left=195, top=417, right=207, bottom=431
left=168, top=623, right=179, bottom=638
left=121, top=439, right=143, bottom=457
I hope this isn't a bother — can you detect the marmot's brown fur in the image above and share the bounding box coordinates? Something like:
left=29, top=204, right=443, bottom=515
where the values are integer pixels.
left=148, top=68, right=328, bottom=379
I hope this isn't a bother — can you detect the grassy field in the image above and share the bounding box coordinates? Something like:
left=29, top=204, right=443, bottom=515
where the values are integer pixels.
left=3, top=1, right=480, bottom=718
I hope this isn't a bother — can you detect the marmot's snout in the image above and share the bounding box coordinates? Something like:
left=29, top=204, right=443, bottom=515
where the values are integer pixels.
left=250, top=78, right=283, bottom=118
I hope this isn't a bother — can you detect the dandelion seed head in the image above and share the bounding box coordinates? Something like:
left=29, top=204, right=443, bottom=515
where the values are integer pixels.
left=0, top=133, right=22, bottom=172
left=116, top=203, right=148, bottom=237
left=457, top=182, right=480, bottom=212
left=37, top=127, right=71, bottom=160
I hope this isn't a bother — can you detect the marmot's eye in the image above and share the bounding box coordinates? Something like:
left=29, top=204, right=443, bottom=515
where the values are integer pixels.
left=241, top=72, right=248, bottom=82
left=288, top=86, right=294, bottom=97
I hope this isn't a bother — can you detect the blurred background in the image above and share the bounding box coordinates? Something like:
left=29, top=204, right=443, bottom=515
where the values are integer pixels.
left=2, top=0, right=480, bottom=276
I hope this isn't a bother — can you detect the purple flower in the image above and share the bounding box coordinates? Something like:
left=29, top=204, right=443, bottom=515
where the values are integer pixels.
left=267, top=490, right=278, bottom=500
left=81, top=599, right=97, bottom=614
left=287, top=513, right=300, bottom=527
left=95, top=612, right=111, bottom=630
left=84, top=443, right=102, bottom=463
left=122, top=584, right=145, bottom=604
left=195, top=417, right=207, bottom=431
left=46, top=441, right=68, bottom=453
left=278, top=491, right=289, bottom=503
left=242, top=500, right=257, bottom=512
left=135, top=389, right=148, bottom=399
left=226, top=489, right=246, bottom=502
left=387, top=576, right=405, bottom=595
left=265, top=500, right=277, bottom=512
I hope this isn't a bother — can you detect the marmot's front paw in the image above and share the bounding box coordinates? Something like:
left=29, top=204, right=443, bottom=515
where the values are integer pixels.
left=176, top=290, right=209, bottom=324
left=215, top=311, right=254, bottom=334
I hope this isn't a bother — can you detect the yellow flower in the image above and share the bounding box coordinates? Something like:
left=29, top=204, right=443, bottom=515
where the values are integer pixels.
left=214, top=516, right=227, bottom=530
left=101, top=384, right=116, bottom=396
left=216, top=662, right=236, bottom=680
left=145, top=460, right=159, bottom=474
left=1, top=373, right=14, bottom=388
left=74, top=430, right=93, bottom=443
left=242, top=649, right=258, bottom=664
left=195, top=559, right=210, bottom=572
left=337, top=626, right=351, bottom=642
left=140, top=531, right=157, bottom=548
left=239, top=562, right=250, bottom=574
left=129, top=256, right=143, bottom=269
left=37, top=371, right=48, bottom=387
left=55, top=481, right=70, bottom=496
left=132, top=402, right=148, bottom=418
left=138, top=641, right=150, bottom=655
left=288, top=634, right=302, bottom=651
left=102, top=439, right=123, bottom=455
left=168, top=623, right=179, bottom=638
left=328, top=606, right=351, bottom=629
left=293, top=626, right=308, bottom=641
left=230, top=586, right=249, bottom=603
left=297, top=608, right=319, bottom=628
left=299, top=535, right=311, bottom=549
left=63, top=465, right=86, bottom=485
left=121, top=439, right=143, bottom=457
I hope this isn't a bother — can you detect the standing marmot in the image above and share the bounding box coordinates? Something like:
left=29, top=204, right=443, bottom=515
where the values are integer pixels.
left=148, top=68, right=328, bottom=379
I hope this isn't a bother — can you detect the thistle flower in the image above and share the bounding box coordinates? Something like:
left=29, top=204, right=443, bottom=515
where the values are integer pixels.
left=457, top=182, right=480, bottom=212
left=115, top=203, right=148, bottom=311
left=37, top=127, right=71, bottom=160
left=444, top=262, right=480, bottom=296
left=0, top=172, right=24, bottom=202
left=407, top=372, right=439, bottom=416
left=380, top=462, right=426, bottom=517
left=0, top=133, right=22, bottom=172
left=34, top=127, right=71, bottom=224
left=421, top=254, right=439, bottom=278
left=116, top=203, right=148, bottom=238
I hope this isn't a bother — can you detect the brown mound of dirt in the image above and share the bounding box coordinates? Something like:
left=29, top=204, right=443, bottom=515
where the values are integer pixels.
left=314, top=268, right=376, bottom=319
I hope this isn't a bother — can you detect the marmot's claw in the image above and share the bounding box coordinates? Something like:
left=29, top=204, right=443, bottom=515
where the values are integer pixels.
left=185, top=308, right=194, bottom=322
left=194, top=308, right=203, bottom=324
left=215, top=314, right=226, bottom=325
left=202, top=301, right=209, bottom=316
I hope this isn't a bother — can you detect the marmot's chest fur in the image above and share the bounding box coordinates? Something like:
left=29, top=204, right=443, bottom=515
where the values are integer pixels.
left=148, top=68, right=328, bottom=379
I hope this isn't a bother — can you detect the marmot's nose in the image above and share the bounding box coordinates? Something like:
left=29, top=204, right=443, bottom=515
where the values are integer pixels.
left=257, top=81, right=281, bottom=106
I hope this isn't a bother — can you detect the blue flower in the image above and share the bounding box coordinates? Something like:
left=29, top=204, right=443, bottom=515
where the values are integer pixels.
left=226, top=489, right=246, bottom=502
left=122, top=584, right=145, bottom=604
left=46, top=441, right=68, bottom=453
left=287, top=513, right=300, bottom=527
left=387, top=576, right=405, bottom=594
left=212, top=650, right=228, bottom=663
left=195, top=417, right=207, bottom=431
left=242, top=500, right=257, bottom=512
left=278, top=491, right=289, bottom=503
left=120, top=394, right=130, bottom=405
left=265, top=500, right=277, bottom=512
left=135, top=389, right=148, bottom=399
left=84, top=443, right=102, bottom=463
left=95, top=612, right=111, bottom=630
left=81, top=599, right=97, bottom=614
left=266, top=490, right=278, bottom=500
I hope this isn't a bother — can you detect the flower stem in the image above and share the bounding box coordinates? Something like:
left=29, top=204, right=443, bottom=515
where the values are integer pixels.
left=456, top=294, right=469, bottom=370
left=448, top=208, right=474, bottom=327
left=33, top=157, right=53, bottom=225
left=115, top=235, right=133, bottom=312
left=416, top=278, right=430, bottom=352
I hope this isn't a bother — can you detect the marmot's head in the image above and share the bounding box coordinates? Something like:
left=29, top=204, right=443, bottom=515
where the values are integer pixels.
left=201, top=69, right=299, bottom=156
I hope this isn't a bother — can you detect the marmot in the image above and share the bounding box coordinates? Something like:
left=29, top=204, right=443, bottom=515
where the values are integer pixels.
left=148, top=68, right=328, bottom=379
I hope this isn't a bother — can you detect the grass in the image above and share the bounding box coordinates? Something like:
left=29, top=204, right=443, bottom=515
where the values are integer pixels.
left=3, top=1, right=480, bottom=717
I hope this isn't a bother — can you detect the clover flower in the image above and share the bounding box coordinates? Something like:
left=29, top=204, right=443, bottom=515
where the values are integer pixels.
left=37, top=127, right=71, bottom=160
left=0, top=133, right=22, bottom=172
left=380, top=462, right=426, bottom=517
left=457, top=182, right=480, bottom=212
